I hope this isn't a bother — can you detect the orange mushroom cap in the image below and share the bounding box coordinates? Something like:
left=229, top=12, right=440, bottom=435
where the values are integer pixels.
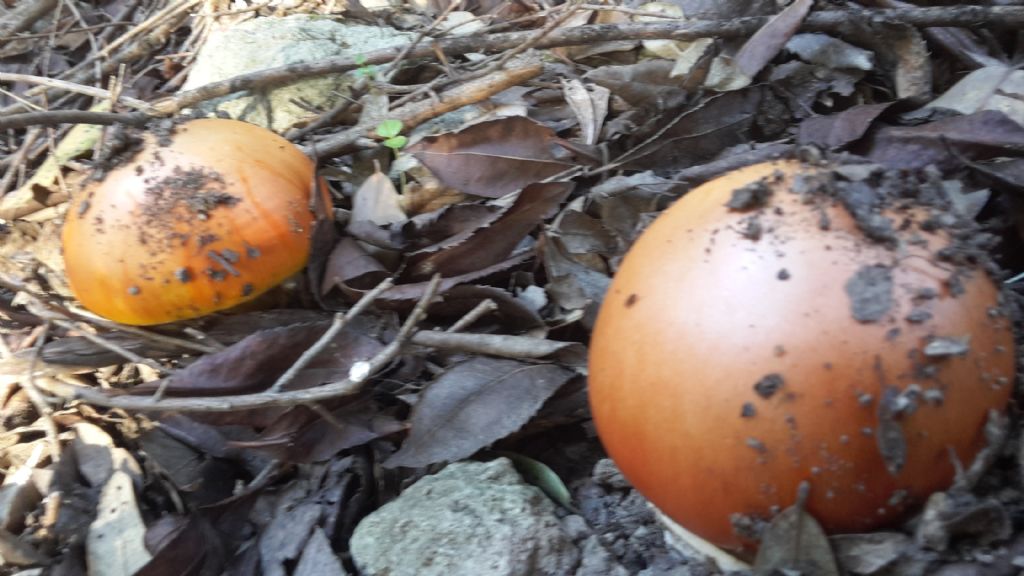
left=62, top=118, right=328, bottom=325
left=588, top=159, right=1016, bottom=553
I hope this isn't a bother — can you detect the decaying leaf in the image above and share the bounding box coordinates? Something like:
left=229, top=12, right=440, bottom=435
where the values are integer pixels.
left=87, top=469, right=153, bottom=576
left=242, top=397, right=405, bottom=463
left=863, top=110, right=1024, bottom=170
left=384, top=358, right=574, bottom=468
left=732, top=0, right=812, bottom=80
left=349, top=167, right=407, bottom=229
left=404, top=181, right=573, bottom=280
left=585, top=59, right=689, bottom=110
left=753, top=486, right=841, bottom=576
left=617, top=89, right=763, bottom=170
left=924, top=64, right=1024, bottom=127
left=562, top=78, right=609, bottom=146
left=320, top=236, right=390, bottom=295
left=785, top=33, right=875, bottom=71
left=407, top=116, right=576, bottom=198
left=130, top=323, right=382, bottom=397
left=830, top=532, right=911, bottom=575
left=294, top=527, right=346, bottom=576
left=798, top=103, right=893, bottom=149
left=137, top=515, right=216, bottom=576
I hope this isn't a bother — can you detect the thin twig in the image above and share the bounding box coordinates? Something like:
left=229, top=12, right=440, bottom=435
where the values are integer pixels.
left=0, top=274, right=221, bottom=356
left=0, top=0, right=200, bottom=115
left=0, top=0, right=59, bottom=39
left=25, top=304, right=168, bottom=375
left=268, top=277, right=395, bottom=393
left=0, top=127, right=41, bottom=196
left=64, top=276, right=443, bottom=413
left=24, top=323, right=63, bottom=462
left=301, top=57, right=544, bottom=159
left=446, top=299, right=497, bottom=333
left=385, top=0, right=464, bottom=79
left=144, top=6, right=1024, bottom=116
left=283, top=0, right=465, bottom=142
left=576, top=4, right=689, bottom=18
left=0, top=73, right=154, bottom=111
left=0, top=110, right=150, bottom=130
left=410, top=331, right=581, bottom=361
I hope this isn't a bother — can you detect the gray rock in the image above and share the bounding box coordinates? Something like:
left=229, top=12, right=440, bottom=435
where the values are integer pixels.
left=350, top=458, right=580, bottom=576
left=576, top=535, right=630, bottom=576
left=182, top=15, right=412, bottom=132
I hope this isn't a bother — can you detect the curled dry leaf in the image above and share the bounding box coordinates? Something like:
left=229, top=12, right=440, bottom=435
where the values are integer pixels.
left=320, top=236, right=390, bottom=296
left=586, top=59, right=689, bottom=110
left=798, top=103, right=894, bottom=149
left=753, top=498, right=841, bottom=576
left=616, top=89, right=763, bottom=171
left=730, top=0, right=813, bottom=81
left=769, top=60, right=863, bottom=121
left=348, top=168, right=407, bottom=228
left=239, top=397, right=405, bottom=463
left=924, top=64, right=1024, bottom=127
left=129, top=323, right=382, bottom=397
left=863, top=110, right=1024, bottom=170
left=374, top=251, right=534, bottom=308
left=87, top=469, right=153, bottom=576
left=384, top=357, right=575, bottom=468
left=785, top=33, right=875, bottom=71
left=427, top=284, right=545, bottom=334
left=407, top=116, right=576, bottom=198
left=400, top=203, right=501, bottom=250
left=561, top=78, right=609, bottom=146
left=137, top=515, right=215, bottom=576
left=405, top=181, right=573, bottom=281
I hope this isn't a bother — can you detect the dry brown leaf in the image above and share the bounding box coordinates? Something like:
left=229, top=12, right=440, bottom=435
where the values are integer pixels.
left=562, top=79, right=610, bottom=146
left=404, top=181, right=573, bottom=281
left=320, top=236, right=390, bottom=295
left=374, top=251, right=534, bottom=308
left=384, top=358, right=574, bottom=468
left=87, top=469, right=153, bottom=575
left=617, top=88, right=762, bottom=170
left=863, top=110, right=1024, bottom=170
left=753, top=497, right=841, bottom=576
left=349, top=168, right=407, bottom=228
left=924, top=64, right=1024, bottom=127
left=798, top=103, right=894, bottom=149
left=129, top=323, right=382, bottom=397
left=407, top=116, right=576, bottom=198
left=137, top=515, right=215, bottom=576
left=733, top=0, right=812, bottom=79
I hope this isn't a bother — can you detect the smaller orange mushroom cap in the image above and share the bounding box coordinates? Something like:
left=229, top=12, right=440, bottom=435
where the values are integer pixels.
left=588, top=159, right=1016, bottom=553
left=62, top=118, right=328, bottom=325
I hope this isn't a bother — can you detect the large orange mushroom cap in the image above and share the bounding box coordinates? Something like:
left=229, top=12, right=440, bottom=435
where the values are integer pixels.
left=588, top=159, right=1016, bottom=553
left=62, top=118, right=327, bottom=326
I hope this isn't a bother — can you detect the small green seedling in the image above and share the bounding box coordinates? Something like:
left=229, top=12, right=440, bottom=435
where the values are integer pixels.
left=354, top=54, right=378, bottom=79
left=376, top=119, right=407, bottom=152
